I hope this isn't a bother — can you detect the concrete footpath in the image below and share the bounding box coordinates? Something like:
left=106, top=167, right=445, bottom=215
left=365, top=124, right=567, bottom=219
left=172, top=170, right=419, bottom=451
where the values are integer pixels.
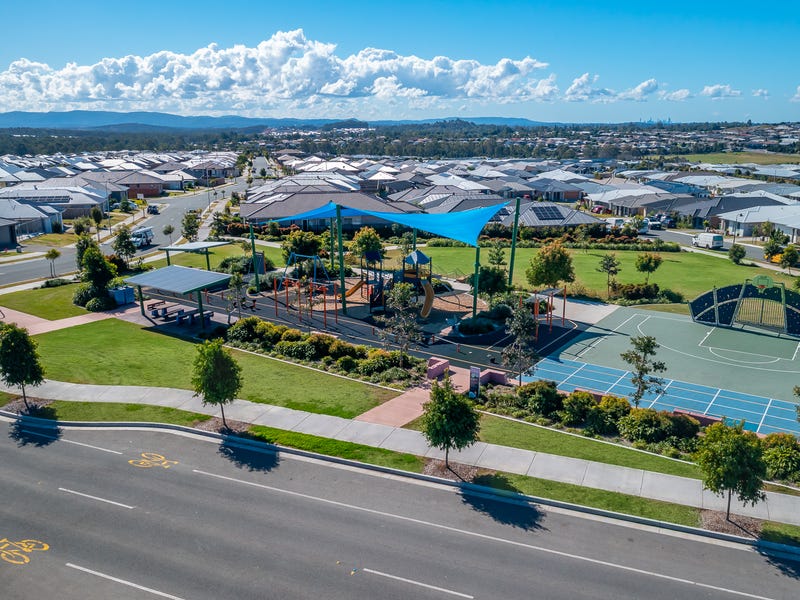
left=3, top=378, right=800, bottom=526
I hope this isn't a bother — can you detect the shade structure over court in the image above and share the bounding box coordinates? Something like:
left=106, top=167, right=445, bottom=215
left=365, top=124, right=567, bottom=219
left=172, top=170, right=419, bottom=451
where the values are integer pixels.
left=126, top=265, right=232, bottom=327
left=275, top=201, right=506, bottom=247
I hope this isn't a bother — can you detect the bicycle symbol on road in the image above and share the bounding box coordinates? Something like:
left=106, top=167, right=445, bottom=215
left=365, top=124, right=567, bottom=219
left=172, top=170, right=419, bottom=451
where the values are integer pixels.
left=128, top=452, right=178, bottom=469
left=0, top=539, right=49, bottom=565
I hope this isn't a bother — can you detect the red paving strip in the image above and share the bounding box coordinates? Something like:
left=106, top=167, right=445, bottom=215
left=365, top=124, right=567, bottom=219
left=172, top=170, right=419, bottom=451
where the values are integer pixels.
left=0, top=305, right=145, bottom=335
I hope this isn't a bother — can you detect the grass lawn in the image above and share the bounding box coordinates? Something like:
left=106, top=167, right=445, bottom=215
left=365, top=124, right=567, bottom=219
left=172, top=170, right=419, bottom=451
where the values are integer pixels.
left=248, top=425, right=425, bottom=473
left=23, top=233, right=80, bottom=247
left=474, top=472, right=701, bottom=527
left=760, top=521, right=800, bottom=547
left=147, top=245, right=285, bottom=271
left=392, top=247, right=796, bottom=301
left=662, top=151, right=800, bottom=165
left=46, top=401, right=211, bottom=426
left=34, top=319, right=397, bottom=418
left=0, top=283, right=86, bottom=320
left=478, top=414, right=702, bottom=479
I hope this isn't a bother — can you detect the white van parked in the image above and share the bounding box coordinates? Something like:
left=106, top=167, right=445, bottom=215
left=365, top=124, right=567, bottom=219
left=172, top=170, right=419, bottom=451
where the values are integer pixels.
left=692, top=232, right=724, bottom=249
left=131, top=226, right=154, bottom=248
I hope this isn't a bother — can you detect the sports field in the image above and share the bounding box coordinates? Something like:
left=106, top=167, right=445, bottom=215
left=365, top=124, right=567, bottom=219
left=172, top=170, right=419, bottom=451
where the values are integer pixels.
left=527, top=307, right=800, bottom=436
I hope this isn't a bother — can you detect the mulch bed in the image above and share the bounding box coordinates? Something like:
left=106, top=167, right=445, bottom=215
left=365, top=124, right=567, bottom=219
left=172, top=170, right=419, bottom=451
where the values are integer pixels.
left=423, top=457, right=480, bottom=482
left=701, top=509, right=763, bottom=539
left=1, top=396, right=53, bottom=415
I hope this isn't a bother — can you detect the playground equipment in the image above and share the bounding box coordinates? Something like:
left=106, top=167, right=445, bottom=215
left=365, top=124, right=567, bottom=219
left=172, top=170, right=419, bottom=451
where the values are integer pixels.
left=689, top=275, right=800, bottom=336
left=281, top=252, right=334, bottom=292
left=398, top=249, right=435, bottom=317
left=420, top=281, right=435, bottom=318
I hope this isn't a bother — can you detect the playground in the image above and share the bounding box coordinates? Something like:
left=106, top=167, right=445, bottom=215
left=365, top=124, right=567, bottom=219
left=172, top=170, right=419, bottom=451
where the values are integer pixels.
left=535, top=306, right=800, bottom=435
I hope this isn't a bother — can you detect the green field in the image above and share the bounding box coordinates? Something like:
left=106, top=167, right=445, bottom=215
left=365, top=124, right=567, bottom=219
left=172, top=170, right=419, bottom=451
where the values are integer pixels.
left=663, top=151, right=800, bottom=165
left=146, top=244, right=285, bottom=271
left=34, top=319, right=396, bottom=418
left=46, top=401, right=211, bottom=426
left=0, top=283, right=86, bottom=320
left=478, top=414, right=702, bottom=479
left=391, top=247, right=795, bottom=300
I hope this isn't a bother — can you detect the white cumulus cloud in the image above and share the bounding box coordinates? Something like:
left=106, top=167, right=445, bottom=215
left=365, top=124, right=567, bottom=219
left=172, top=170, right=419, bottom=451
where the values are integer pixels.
left=791, top=86, right=800, bottom=103
left=564, top=73, right=616, bottom=103
left=700, top=84, right=742, bottom=99
left=752, top=88, right=769, bottom=99
left=618, top=78, right=659, bottom=101
left=0, top=29, right=556, bottom=115
left=659, top=89, right=692, bottom=102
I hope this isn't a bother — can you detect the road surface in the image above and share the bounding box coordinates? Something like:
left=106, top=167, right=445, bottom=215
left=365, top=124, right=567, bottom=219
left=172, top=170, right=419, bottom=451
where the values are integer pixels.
left=1, top=421, right=797, bottom=599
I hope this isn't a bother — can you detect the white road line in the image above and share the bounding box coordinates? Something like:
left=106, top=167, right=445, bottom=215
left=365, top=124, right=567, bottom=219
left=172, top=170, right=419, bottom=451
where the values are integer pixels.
left=192, top=469, right=779, bottom=600
left=704, top=389, right=722, bottom=415
left=61, top=439, right=124, bottom=454
left=65, top=563, right=185, bottom=599
left=757, top=399, right=774, bottom=434
left=59, top=487, right=135, bottom=509
left=18, top=429, right=123, bottom=454
left=363, top=568, right=473, bottom=599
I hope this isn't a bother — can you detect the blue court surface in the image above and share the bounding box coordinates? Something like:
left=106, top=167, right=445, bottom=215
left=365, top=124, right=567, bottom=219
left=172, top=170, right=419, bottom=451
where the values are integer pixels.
left=524, top=357, right=800, bottom=436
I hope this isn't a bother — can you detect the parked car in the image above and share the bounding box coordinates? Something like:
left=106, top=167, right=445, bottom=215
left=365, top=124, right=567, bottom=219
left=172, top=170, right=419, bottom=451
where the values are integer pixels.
left=692, top=232, right=724, bottom=249
left=648, top=218, right=662, bottom=230
left=146, top=204, right=159, bottom=215
left=661, top=217, right=676, bottom=228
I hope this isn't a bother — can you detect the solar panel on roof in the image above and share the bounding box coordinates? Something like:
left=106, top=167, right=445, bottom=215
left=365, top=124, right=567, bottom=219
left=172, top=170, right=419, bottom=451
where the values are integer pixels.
left=531, top=206, right=563, bottom=221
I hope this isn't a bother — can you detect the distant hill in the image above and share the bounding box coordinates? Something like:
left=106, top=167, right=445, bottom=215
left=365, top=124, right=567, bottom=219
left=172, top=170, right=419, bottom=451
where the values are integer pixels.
left=0, top=110, right=557, bottom=130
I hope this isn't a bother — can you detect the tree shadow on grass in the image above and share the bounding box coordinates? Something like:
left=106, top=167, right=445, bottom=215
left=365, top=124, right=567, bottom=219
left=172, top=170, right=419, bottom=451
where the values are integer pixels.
left=461, top=473, right=546, bottom=532
left=217, top=432, right=280, bottom=473
left=8, top=409, right=62, bottom=447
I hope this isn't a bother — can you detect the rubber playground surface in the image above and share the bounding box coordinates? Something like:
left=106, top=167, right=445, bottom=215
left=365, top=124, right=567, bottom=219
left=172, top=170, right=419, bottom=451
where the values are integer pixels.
left=525, top=307, right=800, bottom=436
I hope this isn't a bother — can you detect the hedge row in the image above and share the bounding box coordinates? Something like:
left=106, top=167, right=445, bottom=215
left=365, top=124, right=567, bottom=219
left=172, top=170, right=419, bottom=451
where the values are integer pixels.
left=226, top=316, right=425, bottom=385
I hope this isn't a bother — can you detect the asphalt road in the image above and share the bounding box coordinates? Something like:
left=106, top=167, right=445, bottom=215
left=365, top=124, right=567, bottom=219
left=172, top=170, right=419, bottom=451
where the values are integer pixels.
left=2, top=178, right=249, bottom=285
left=1, top=421, right=798, bottom=599
left=648, top=228, right=765, bottom=262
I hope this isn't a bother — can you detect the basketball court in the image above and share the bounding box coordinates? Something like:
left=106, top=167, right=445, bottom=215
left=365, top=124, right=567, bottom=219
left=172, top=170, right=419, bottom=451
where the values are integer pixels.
left=525, top=307, right=800, bottom=436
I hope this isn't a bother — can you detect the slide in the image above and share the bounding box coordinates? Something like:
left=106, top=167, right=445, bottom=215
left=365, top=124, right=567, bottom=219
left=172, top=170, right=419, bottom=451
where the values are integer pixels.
left=420, top=281, right=435, bottom=318
left=344, top=280, right=365, bottom=298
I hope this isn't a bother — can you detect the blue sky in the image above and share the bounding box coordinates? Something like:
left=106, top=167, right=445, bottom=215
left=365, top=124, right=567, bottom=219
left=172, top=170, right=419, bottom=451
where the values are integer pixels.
left=2, top=0, right=798, bottom=123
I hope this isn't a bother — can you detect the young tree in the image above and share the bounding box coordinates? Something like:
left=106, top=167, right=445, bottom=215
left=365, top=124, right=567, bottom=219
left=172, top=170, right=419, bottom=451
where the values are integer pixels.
left=728, top=243, right=746, bottom=265
left=225, top=273, right=246, bottom=323
left=72, top=216, right=93, bottom=236
left=112, top=225, right=137, bottom=267
left=281, top=230, right=322, bottom=263
left=81, top=246, right=117, bottom=292
left=471, top=266, right=508, bottom=303
left=181, top=211, right=200, bottom=243
left=162, top=224, right=175, bottom=244
left=0, top=324, right=45, bottom=411
left=191, top=338, right=243, bottom=429
left=501, top=304, right=539, bottom=384
left=525, top=241, right=575, bottom=290
left=350, top=226, right=383, bottom=257
left=75, top=235, right=98, bottom=272
left=620, top=335, right=666, bottom=408
left=635, top=252, right=663, bottom=284
left=421, top=375, right=480, bottom=469
left=596, top=253, right=621, bottom=298
left=486, top=240, right=507, bottom=267
left=572, top=224, right=591, bottom=252
left=378, top=282, right=422, bottom=368
left=91, top=205, right=104, bottom=241
left=695, top=421, right=766, bottom=520
left=44, top=248, right=61, bottom=278
left=779, top=245, right=798, bottom=274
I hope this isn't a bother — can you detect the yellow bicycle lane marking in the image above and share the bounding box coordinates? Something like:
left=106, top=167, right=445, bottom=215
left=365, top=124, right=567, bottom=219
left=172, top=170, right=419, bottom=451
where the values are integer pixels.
left=128, top=452, right=179, bottom=469
left=0, top=539, right=49, bottom=565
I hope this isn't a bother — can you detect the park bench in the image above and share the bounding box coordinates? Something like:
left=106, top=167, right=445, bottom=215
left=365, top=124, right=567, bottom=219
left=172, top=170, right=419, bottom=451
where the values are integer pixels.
left=161, top=306, right=185, bottom=320
left=176, top=308, right=200, bottom=325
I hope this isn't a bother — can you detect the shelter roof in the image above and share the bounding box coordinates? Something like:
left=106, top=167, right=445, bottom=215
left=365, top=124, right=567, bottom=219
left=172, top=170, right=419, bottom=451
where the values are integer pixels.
left=126, top=265, right=231, bottom=294
left=161, top=241, right=230, bottom=252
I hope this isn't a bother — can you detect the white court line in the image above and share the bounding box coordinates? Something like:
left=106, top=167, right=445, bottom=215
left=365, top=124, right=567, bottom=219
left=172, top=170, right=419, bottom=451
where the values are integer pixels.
left=608, top=370, right=631, bottom=395
left=363, top=568, right=473, bottom=599
left=648, top=380, right=672, bottom=409
left=704, top=389, right=722, bottom=415
left=793, top=342, right=800, bottom=362
left=59, top=487, right=134, bottom=510
left=192, top=469, right=779, bottom=600
left=698, top=330, right=713, bottom=347
left=757, top=399, right=774, bottom=434
left=66, top=563, right=185, bottom=599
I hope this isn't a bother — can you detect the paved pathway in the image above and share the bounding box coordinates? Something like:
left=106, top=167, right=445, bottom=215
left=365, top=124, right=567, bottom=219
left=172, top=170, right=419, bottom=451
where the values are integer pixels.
left=0, top=305, right=142, bottom=335
left=3, top=377, right=800, bottom=526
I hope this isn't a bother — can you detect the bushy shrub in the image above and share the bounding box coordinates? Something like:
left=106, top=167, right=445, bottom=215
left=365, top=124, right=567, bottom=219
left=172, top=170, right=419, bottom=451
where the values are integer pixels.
left=560, top=391, right=597, bottom=426
left=762, top=433, right=800, bottom=481
left=280, top=328, right=304, bottom=342
left=482, top=387, right=524, bottom=411
left=426, top=237, right=469, bottom=247
left=457, top=317, right=496, bottom=335
left=668, top=413, right=701, bottom=440
left=488, top=303, right=513, bottom=321
left=585, top=394, right=631, bottom=435
left=105, top=254, right=127, bottom=273
left=72, top=283, right=97, bottom=307
left=517, top=380, right=562, bottom=417
left=358, top=349, right=395, bottom=375
left=85, top=295, right=116, bottom=312
left=618, top=408, right=673, bottom=443
left=329, top=339, right=366, bottom=359
left=41, top=278, right=71, bottom=288
left=612, top=282, right=660, bottom=300
left=274, top=340, right=317, bottom=361
left=307, top=333, right=336, bottom=357
left=226, top=316, right=263, bottom=344
left=216, top=255, right=251, bottom=275
left=378, top=367, right=410, bottom=383
left=336, top=356, right=358, bottom=372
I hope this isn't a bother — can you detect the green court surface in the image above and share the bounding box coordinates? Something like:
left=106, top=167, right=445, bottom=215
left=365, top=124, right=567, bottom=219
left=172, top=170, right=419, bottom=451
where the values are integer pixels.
left=557, top=307, right=800, bottom=402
